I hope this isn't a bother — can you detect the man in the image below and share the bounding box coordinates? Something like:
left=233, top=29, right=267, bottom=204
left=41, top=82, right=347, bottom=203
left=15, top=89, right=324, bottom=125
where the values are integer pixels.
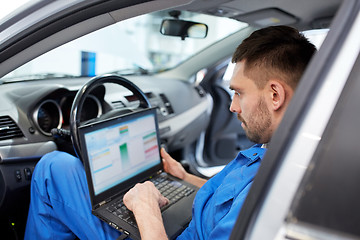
left=25, top=25, right=316, bottom=239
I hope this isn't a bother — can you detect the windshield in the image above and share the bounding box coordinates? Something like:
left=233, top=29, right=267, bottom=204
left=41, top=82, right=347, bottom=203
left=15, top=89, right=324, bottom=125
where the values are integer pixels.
left=2, top=10, right=248, bottom=82
left=0, top=0, right=31, bottom=21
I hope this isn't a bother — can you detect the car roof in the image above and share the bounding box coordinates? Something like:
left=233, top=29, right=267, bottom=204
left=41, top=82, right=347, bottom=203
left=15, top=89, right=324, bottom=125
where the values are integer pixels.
left=176, top=0, right=341, bottom=30
left=0, top=0, right=341, bottom=78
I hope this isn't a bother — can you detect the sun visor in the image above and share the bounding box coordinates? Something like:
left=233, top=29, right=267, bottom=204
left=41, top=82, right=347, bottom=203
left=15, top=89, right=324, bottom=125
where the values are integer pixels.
left=233, top=8, right=297, bottom=27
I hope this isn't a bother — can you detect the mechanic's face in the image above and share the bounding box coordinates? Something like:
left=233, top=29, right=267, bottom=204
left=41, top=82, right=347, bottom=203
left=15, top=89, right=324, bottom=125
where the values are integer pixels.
left=229, top=61, right=272, bottom=143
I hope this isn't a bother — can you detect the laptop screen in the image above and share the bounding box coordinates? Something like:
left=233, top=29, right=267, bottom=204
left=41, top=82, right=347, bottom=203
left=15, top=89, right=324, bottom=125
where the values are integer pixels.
left=80, top=109, right=162, bottom=196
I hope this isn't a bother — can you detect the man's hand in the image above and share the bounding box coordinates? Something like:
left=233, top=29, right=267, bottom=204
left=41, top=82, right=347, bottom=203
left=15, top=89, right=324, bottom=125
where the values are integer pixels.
left=161, top=148, right=207, bottom=188
left=123, top=182, right=169, bottom=240
left=123, top=181, right=168, bottom=212
left=161, top=148, right=187, bottom=180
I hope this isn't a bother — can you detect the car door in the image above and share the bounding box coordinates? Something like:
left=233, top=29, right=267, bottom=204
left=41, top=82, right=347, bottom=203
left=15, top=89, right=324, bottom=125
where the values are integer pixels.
left=230, top=0, right=360, bottom=239
left=199, top=58, right=254, bottom=167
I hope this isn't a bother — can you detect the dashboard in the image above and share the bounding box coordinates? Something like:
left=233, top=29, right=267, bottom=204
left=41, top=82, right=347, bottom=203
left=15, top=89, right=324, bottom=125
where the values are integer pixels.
left=0, top=75, right=212, bottom=215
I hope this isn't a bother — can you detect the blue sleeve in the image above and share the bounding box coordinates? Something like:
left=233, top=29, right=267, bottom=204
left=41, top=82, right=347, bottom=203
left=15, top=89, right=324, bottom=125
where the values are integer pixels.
left=207, top=182, right=253, bottom=240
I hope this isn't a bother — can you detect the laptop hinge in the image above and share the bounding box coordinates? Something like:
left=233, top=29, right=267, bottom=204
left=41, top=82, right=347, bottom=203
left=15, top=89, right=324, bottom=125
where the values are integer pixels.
left=99, top=200, right=107, bottom=207
left=96, top=198, right=111, bottom=209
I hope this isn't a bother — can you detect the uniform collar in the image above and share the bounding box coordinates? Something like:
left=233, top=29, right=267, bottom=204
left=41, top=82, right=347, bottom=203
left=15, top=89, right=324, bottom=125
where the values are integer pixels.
left=239, top=144, right=267, bottom=166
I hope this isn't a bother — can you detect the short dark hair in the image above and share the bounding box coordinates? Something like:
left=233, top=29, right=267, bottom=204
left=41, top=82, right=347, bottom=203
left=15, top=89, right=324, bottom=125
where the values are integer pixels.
left=232, top=25, right=316, bottom=90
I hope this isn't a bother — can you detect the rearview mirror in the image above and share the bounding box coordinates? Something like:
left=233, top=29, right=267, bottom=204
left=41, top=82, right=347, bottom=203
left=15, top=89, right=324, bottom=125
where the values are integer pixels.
left=160, top=19, right=208, bottom=40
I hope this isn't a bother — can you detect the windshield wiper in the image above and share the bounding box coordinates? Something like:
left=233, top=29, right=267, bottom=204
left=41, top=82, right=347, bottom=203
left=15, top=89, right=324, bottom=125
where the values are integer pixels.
left=1, top=73, right=77, bottom=83
left=107, top=65, right=150, bottom=76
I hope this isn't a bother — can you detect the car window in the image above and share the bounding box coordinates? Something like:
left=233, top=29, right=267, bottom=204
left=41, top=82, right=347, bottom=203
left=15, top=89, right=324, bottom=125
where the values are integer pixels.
left=2, top=10, right=248, bottom=82
left=302, top=28, right=328, bottom=49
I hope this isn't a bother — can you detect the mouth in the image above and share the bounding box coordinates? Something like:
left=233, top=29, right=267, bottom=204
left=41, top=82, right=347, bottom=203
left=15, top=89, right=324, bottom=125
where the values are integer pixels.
left=237, top=114, right=246, bottom=127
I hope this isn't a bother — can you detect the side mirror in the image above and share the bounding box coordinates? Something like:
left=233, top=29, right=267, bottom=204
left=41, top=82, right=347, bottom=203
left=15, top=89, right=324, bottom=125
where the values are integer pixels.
left=160, top=19, right=208, bottom=40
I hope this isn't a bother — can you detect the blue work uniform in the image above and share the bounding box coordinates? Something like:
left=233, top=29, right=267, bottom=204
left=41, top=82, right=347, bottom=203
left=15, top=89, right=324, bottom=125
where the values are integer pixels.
left=177, top=144, right=266, bottom=239
left=25, top=144, right=266, bottom=239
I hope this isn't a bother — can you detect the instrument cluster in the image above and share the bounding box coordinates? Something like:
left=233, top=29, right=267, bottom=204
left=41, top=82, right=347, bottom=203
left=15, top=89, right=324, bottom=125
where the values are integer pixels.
left=33, top=94, right=102, bottom=136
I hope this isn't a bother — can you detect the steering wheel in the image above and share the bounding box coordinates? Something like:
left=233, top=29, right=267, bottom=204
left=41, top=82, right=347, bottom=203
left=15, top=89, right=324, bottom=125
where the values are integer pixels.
left=69, top=74, right=151, bottom=160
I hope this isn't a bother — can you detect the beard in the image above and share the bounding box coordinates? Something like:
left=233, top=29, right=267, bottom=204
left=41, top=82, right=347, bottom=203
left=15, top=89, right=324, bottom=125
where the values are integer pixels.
left=238, top=97, right=272, bottom=143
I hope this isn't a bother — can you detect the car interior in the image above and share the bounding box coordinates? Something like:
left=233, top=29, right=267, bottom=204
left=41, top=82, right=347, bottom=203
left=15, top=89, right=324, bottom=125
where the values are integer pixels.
left=0, top=0, right=352, bottom=239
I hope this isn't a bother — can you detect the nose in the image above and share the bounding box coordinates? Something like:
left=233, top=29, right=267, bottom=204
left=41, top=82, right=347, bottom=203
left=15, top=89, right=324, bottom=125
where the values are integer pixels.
left=229, top=95, right=241, bottom=113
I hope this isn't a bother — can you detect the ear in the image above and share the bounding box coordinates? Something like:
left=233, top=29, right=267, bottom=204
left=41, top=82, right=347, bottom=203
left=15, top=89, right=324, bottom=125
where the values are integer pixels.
left=267, top=80, right=286, bottom=111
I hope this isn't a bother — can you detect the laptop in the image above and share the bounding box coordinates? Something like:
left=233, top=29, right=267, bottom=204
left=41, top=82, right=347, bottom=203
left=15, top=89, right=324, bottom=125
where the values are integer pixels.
left=78, top=108, right=198, bottom=239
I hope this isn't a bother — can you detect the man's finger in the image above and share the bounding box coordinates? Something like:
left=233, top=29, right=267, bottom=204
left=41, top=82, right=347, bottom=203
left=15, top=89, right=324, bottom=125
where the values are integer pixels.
left=159, top=196, right=169, bottom=208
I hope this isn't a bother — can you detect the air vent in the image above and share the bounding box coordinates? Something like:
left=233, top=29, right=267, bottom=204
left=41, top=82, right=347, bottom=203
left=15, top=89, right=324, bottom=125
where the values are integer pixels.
left=159, top=94, right=174, bottom=114
left=194, top=86, right=206, bottom=98
left=112, top=100, right=126, bottom=109
left=0, top=116, right=24, bottom=141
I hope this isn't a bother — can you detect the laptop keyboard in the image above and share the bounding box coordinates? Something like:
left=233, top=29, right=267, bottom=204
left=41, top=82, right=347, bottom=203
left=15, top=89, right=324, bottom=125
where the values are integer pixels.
left=106, top=174, right=195, bottom=228
left=151, top=174, right=195, bottom=211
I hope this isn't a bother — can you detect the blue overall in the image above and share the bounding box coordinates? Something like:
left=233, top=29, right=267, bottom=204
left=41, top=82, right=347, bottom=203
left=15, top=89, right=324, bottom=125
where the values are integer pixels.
left=25, top=144, right=266, bottom=239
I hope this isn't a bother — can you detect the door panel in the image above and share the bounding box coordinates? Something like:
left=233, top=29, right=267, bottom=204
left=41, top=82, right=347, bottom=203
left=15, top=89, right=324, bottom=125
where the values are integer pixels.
left=199, top=59, right=253, bottom=166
